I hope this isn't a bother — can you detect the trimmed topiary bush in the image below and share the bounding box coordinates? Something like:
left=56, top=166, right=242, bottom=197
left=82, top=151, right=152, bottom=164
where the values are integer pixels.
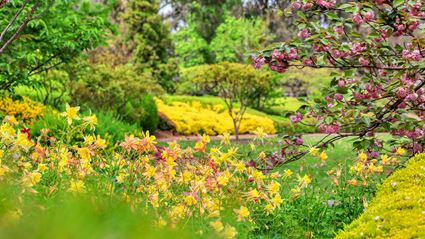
left=335, top=153, right=425, bottom=239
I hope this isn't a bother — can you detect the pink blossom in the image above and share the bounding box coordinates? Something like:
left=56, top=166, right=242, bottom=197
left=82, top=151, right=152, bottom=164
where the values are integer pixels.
left=411, top=49, right=421, bottom=61
left=287, top=48, right=299, bottom=60
left=396, top=88, right=408, bottom=98
left=252, top=55, right=265, bottom=69
left=272, top=49, right=285, bottom=61
left=291, top=2, right=302, bottom=10
left=303, top=59, right=315, bottom=66
left=406, top=93, right=418, bottom=101
left=363, top=11, right=375, bottom=22
left=333, top=26, right=344, bottom=35
left=319, top=122, right=341, bottom=134
left=268, top=61, right=288, bottom=73
left=359, top=57, right=369, bottom=66
left=303, top=3, right=313, bottom=10
left=297, top=29, right=310, bottom=40
left=352, top=14, right=363, bottom=25
left=334, top=93, right=343, bottom=101
left=337, top=80, right=346, bottom=87
left=290, top=112, right=303, bottom=123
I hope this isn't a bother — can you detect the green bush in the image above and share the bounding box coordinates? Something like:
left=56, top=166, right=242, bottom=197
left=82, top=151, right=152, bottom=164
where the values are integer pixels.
left=30, top=110, right=66, bottom=139
left=95, top=111, right=140, bottom=142
left=30, top=109, right=139, bottom=143
left=120, top=95, right=159, bottom=133
left=335, top=153, right=425, bottom=239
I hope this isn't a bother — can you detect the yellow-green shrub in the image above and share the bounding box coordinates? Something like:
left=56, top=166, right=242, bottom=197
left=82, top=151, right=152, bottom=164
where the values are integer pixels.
left=0, top=97, right=44, bottom=122
left=156, top=99, right=276, bottom=135
left=335, top=153, right=425, bottom=239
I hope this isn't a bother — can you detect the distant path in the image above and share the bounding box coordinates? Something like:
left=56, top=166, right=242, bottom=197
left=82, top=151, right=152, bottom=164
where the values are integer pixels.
left=155, top=130, right=390, bottom=142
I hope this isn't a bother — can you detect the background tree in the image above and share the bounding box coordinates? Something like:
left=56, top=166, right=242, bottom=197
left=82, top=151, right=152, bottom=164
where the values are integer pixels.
left=0, top=0, right=112, bottom=92
left=123, top=0, right=178, bottom=92
left=179, top=62, right=274, bottom=140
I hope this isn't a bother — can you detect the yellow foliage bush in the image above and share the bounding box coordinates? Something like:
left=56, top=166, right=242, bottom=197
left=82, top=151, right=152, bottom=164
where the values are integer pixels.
left=335, top=153, right=425, bottom=239
left=0, top=97, right=44, bottom=122
left=156, top=99, right=276, bottom=135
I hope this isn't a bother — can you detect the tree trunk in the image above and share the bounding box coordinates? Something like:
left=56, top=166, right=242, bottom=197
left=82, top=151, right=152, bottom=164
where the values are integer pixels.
left=232, top=118, right=239, bottom=142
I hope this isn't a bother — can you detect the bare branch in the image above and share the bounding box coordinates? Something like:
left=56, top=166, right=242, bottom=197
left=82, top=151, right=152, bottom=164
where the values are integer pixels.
left=0, top=0, right=41, bottom=55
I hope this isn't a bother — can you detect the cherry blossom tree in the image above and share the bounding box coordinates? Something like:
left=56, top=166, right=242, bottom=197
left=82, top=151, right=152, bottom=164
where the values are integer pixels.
left=252, top=0, right=425, bottom=171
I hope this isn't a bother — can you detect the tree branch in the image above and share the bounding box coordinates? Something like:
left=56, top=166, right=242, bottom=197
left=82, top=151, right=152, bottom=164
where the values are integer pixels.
left=0, top=0, right=41, bottom=55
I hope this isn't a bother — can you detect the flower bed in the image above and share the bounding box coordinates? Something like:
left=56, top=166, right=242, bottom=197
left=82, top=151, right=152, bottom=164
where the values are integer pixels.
left=156, top=99, right=276, bottom=135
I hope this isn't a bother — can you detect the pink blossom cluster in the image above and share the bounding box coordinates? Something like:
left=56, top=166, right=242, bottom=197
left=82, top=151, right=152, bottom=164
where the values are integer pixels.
left=291, top=2, right=313, bottom=10
left=402, top=49, right=422, bottom=61
left=352, top=83, right=383, bottom=101
left=266, top=48, right=299, bottom=73
left=407, top=1, right=425, bottom=18
left=318, top=122, right=341, bottom=134
left=290, top=112, right=303, bottom=123
left=392, top=126, right=425, bottom=140
left=351, top=11, right=375, bottom=25
left=315, top=0, right=335, bottom=9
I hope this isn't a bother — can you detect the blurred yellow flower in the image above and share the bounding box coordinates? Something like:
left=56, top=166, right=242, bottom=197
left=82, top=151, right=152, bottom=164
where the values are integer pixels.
left=62, top=104, right=80, bottom=124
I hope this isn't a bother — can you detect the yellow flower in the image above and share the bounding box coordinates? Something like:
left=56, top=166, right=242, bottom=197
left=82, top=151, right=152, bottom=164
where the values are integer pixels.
left=298, top=174, right=312, bottom=188
left=247, top=188, right=260, bottom=200
left=37, top=163, right=47, bottom=172
left=235, top=206, right=250, bottom=221
left=62, top=104, right=80, bottom=124
left=181, top=171, right=191, bottom=183
left=217, top=173, right=230, bottom=186
left=264, top=203, right=274, bottom=213
left=68, top=179, right=86, bottom=193
left=221, top=132, right=231, bottom=145
left=395, top=147, right=406, bottom=156
left=209, top=220, right=224, bottom=233
left=381, top=155, right=390, bottom=165
left=195, top=141, right=205, bottom=152
left=171, top=204, right=185, bottom=218
left=223, top=224, right=237, bottom=239
left=183, top=195, right=197, bottom=206
left=271, top=195, right=283, bottom=207
left=258, top=151, right=267, bottom=160
left=319, top=151, right=328, bottom=161
left=23, top=171, right=41, bottom=187
left=358, top=151, right=368, bottom=161
left=144, top=165, right=156, bottom=178
left=144, top=131, right=157, bottom=145
left=201, top=134, right=210, bottom=143
left=233, top=161, right=246, bottom=173
left=95, top=136, right=107, bottom=149
left=283, top=169, right=293, bottom=178
left=267, top=181, right=281, bottom=195
left=253, top=127, right=266, bottom=142
left=83, top=114, right=97, bottom=129
left=309, top=147, right=318, bottom=156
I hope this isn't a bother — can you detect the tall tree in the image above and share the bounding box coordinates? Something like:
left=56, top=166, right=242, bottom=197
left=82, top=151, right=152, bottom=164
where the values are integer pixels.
left=124, top=0, right=178, bottom=92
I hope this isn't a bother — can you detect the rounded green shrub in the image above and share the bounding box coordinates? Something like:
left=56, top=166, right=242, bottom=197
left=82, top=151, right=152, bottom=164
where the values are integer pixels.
left=335, top=153, right=425, bottom=239
left=120, top=95, right=159, bottom=133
